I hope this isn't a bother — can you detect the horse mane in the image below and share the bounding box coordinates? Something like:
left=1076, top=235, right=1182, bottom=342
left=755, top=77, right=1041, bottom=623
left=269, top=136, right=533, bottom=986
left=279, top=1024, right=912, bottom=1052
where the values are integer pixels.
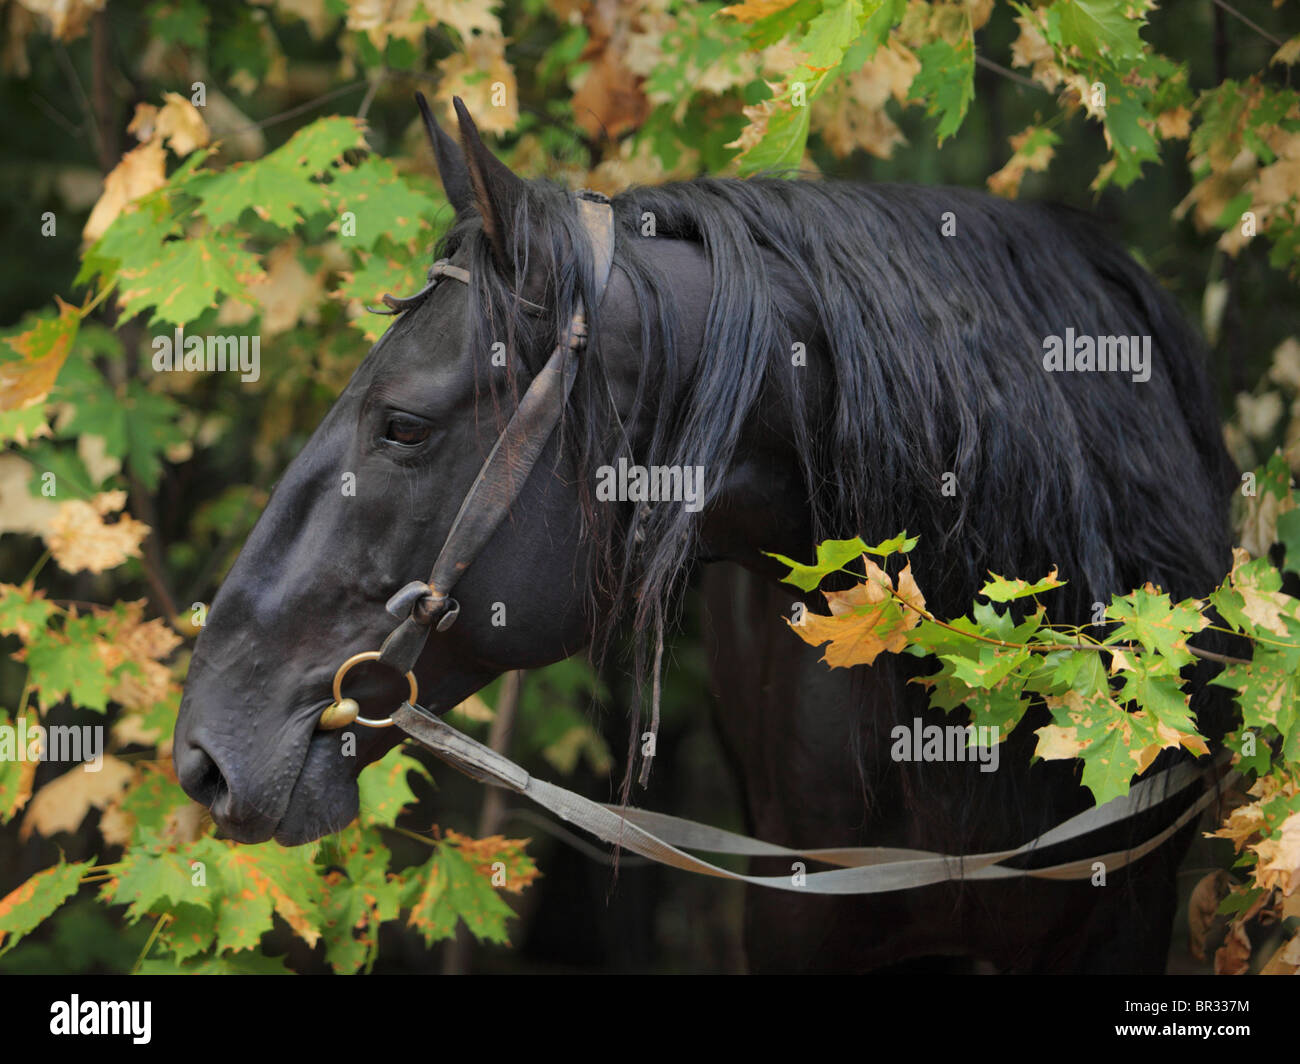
left=434, top=174, right=1239, bottom=792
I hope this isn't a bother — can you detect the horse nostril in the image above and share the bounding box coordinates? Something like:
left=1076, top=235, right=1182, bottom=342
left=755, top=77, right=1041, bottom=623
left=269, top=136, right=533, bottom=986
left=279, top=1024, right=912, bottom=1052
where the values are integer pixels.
left=175, top=739, right=228, bottom=809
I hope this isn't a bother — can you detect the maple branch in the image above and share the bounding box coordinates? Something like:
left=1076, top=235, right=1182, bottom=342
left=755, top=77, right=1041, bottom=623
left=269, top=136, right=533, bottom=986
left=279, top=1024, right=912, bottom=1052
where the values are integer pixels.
left=869, top=577, right=1254, bottom=666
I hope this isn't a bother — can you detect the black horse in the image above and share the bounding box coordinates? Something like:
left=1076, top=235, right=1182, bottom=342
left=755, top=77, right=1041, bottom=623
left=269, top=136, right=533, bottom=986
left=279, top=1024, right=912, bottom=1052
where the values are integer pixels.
left=175, top=98, right=1238, bottom=973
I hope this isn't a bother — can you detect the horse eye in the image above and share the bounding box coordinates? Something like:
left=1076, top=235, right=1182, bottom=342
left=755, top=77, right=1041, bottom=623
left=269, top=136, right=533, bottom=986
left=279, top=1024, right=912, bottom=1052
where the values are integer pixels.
left=384, top=414, right=433, bottom=446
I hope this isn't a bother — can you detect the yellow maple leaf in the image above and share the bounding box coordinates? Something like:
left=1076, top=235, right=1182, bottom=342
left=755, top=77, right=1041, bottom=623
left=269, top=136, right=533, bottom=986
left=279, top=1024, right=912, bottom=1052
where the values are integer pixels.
left=790, top=559, right=925, bottom=667
left=1034, top=723, right=1084, bottom=760
left=154, top=91, right=209, bottom=156
left=82, top=139, right=167, bottom=244
left=434, top=33, right=519, bottom=135
left=20, top=755, right=133, bottom=840
left=1253, top=810, right=1300, bottom=896
left=0, top=297, right=80, bottom=412
left=45, top=492, right=150, bottom=575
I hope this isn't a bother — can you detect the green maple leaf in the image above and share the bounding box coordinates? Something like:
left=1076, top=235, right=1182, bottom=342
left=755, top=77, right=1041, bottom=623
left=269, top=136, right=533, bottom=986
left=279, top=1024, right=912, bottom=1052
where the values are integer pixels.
left=77, top=192, right=180, bottom=289
left=800, top=0, right=864, bottom=69
left=1050, top=0, right=1148, bottom=64
left=0, top=583, right=56, bottom=641
left=0, top=858, right=90, bottom=956
left=116, top=768, right=192, bottom=841
left=106, top=838, right=222, bottom=922
left=59, top=378, right=186, bottom=491
left=1105, top=587, right=1206, bottom=669
left=117, top=236, right=262, bottom=327
left=1212, top=652, right=1299, bottom=740
left=1097, top=84, right=1161, bottom=188
left=356, top=745, right=427, bottom=827
left=326, top=157, right=441, bottom=248
left=22, top=614, right=118, bottom=712
left=404, top=841, right=516, bottom=948
left=1077, top=724, right=1142, bottom=805
left=1119, top=660, right=1199, bottom=734
left=908, top=36, right=975, bottom=143
left=943, top=645, right=1031, bottom=690
left=213, top=845, right=323, bottom=955
left=160, top=902, right=217, bottom=962
left=0, top=405, right=48, bottom=444
left=318, top=827, right=400, bottom=974
left=979, top=569, right=1066, bottom=602
left=274, top=116, right=368, bottom=173
left=739, top=100, right=813, bottom=174
left=196, top=159, right=322, bottom=230
left=767, top=533, right=916, bottom=591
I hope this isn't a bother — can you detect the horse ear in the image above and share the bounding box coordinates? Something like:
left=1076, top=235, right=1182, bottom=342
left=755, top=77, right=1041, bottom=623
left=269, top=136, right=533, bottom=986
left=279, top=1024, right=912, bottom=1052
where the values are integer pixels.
left=415, top=92, right=473, bottom=218
left=452, top=95, right=526, bottom=271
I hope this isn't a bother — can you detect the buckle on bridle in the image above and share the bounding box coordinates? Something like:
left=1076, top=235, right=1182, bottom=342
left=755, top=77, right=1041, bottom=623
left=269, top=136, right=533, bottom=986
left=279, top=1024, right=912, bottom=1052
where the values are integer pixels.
left=385, top=580, right=459, bottom=631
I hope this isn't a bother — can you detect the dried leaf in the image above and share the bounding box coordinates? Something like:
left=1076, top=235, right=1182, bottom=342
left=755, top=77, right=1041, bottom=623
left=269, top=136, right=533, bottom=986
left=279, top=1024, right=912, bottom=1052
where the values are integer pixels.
left=82, top=140, right=167, bottom=244
left=45, top=492, right=150, bottom=575
left=20, top=755, right=133, bottom=840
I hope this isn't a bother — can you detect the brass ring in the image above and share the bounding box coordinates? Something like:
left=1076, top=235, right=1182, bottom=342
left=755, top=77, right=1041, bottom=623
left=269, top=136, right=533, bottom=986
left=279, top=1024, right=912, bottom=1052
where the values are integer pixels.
left=330, top=651, right=417, bottom=728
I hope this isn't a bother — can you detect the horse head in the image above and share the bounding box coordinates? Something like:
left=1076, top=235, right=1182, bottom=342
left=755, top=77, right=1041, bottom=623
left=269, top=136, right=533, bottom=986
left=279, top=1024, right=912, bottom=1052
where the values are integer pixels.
left=173, top=98, right=695, bottom=844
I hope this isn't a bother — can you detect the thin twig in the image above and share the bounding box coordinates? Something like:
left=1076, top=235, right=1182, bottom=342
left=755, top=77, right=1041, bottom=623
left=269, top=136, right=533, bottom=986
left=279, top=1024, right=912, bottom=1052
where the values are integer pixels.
left=976, top=54, right=1043, bottom=92
left=357, top=71, right=386, bottom=121
left=130, top=913, right=171, bottom=974
left=227, top=80, right=369, bottom=136
left=1211, top=0, right=1285, bottom=48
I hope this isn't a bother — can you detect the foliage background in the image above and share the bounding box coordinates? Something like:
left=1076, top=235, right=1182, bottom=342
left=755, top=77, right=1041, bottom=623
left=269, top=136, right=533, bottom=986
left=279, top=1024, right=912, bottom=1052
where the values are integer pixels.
left=0, top=0, right=1298, bottom=973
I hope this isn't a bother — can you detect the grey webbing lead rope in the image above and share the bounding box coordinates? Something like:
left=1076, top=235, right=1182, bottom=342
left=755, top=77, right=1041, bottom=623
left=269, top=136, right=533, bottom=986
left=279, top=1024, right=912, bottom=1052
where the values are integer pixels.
left=391, top=702, right=1236, bottom=895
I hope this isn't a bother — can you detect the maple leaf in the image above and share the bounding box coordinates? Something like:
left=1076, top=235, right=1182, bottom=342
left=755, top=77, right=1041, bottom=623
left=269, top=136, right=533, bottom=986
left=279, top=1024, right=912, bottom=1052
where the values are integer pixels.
left=789, top=559, right=926, bottom=667
left=0, top=582, right=56, bottom=641
left=216, top=846, right=323, bottom=953
left=767, top=536, right=871, bottom=592
left=444, top=830, right=540, bottom=895
left=115, top=234, right=263, bottom=327
left=405, top=840, right=517, bottom=947
left=978, top=566, right=1065, bottom=603
left=105, top=836, right=224, bottom=922
left=154, top=91, right=209, bottom=156
left=82, top=140, right=167, bottom=244
left=1105, top=583, right=1207, bottom=668
left=20, top=756, right=133, bottom=840
left=356, top=744, right=427, bottom=827
left=20, top=610, right=122, bottom=712
left=0, top=858, right=89, bottom=956
left=435, top=33, right=520, bottom=135
left=44, top=491, right=149, bottom=575
left=988, top=125, right=1061, bottom=199
left=1253, top=810, right=1300, bottom=896
left=0, top=298, right=80, bottom=412
left=813, top=39, right=919, bottom=161
left=0, top=710, right=40, bottom=822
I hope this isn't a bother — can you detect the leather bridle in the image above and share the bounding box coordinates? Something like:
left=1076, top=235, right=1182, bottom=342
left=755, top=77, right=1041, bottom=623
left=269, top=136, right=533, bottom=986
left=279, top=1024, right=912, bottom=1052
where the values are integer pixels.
left=318, top=190, right=617, bottom=730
